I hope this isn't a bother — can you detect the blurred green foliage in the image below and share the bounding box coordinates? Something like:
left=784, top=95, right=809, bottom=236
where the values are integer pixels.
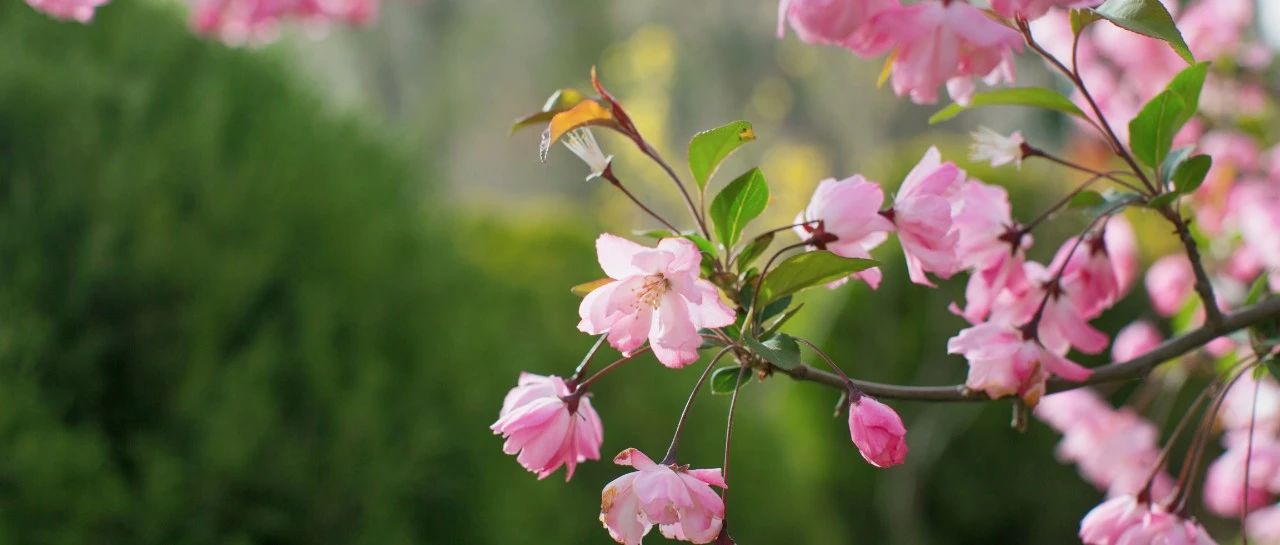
left=0, top=1, right=1162, bottom=544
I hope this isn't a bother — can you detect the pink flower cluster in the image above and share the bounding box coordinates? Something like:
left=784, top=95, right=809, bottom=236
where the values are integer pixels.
left=777, top=0, right=1097, bottom=104
left=192, top=0, right=378, bottom=46
left=1204, top=375, right=1280, bottom=541
left=25, top=0, right=108, bottom=22
left=1037, top=389, right=1172, bottom=498
left=1080, top=495, right=1216, bottom=545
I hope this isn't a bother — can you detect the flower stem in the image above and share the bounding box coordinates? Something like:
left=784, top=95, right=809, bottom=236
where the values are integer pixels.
left=569, top=334, right=609, bottom=386
left=603, top=168, right=682, bottom=234
left=720, top=364, right=751, bottom=506
left=573, top=346, right=651, bottom=394
left=663, top=346, right=736, bottom=465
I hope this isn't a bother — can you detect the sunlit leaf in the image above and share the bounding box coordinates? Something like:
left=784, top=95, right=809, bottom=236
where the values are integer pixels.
left=511, top=88, right=587, bottom=134
left=757, top=251, right=876, bottom=306
left=1070, top=8, right=1101, bottom=35
left=929, top=87, right=1086, bottom=124
left=539, top=100, right=617, bottom=161
left=688, top=120, right=756, bottom=191
left=1093, top=0, right=1194, bottom=64
left=570, top=278, right=613, bottom=297
left=710, top=168, right=769, bottom=249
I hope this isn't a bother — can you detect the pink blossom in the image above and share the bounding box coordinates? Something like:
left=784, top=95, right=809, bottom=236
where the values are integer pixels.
left=991, top=0, right=1101, bottom=22
left=25, top=0, right=108, bottom=22
left=1079, top=495, right=1146, bottom=544
left=1203, top=433, right=1280, bottom=517
left=193, top=0, right=377, bottom=46
left=491, top=373, right=604, bottom=480
left=1104, top=216, right=1138, bottom=296
left=1111, top=321, right=1162, bottom=362
left=1051, top=234, right=1122, bottom=319
left=777, top=0, right=895, bottom=55
left=1038, top=390, right=1172, bottom=498
left=1220, top=374, right=1280, bottom=434
left=950, top=180, right=1030, bottom=323
left=1234, top=183, right=1280, bottom=271
left=578, top=235, right=736, bottom=368
left=869, top=0, right=1023, bottom=104
left=795, top=177, right=895, bottom=289
left=1247, top=504, right=1280, bottom=543
left=1146, top=254, right=1195, bottom=316
left=947, top=322, right=1092, bottom=404
left=992, top=262, right=1109, bottom=356
left=847, top=396, right=908, bottom=468
left=1119, top=508, right=1217, bottom=545
left=1181, top=0, right=1254, bottom=61
left=599, top=448, right=726, bottom=545
left=889, top=147, right=964, bottom=286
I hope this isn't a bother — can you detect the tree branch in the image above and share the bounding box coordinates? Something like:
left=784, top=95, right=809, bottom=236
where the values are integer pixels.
left=774, top=297, right=1280, bottom=402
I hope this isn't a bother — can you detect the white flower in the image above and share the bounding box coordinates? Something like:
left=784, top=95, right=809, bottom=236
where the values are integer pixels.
left=562, top=128, right=613, bottom=181
left=969, top=127, right=1025, bottom=168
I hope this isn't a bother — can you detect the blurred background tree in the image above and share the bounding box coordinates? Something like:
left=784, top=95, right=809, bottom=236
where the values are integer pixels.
left=0, top=0, right=1222, bottom=543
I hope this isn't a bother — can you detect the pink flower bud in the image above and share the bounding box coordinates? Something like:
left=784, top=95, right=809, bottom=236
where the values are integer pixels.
left=491, top=373, right=603, bottom=480
left=600, top=449, right=726, bottom=545
left=847, top=396, right=908, bottom=468
left=1079, top=495, right=1145, bottom=544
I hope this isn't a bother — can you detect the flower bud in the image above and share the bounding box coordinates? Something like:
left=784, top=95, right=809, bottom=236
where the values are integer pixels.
left=847, top=396, right=908, bottom=468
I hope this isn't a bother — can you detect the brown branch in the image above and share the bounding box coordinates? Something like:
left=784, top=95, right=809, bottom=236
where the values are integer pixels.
left=774, top=297, right=1280, bottom=402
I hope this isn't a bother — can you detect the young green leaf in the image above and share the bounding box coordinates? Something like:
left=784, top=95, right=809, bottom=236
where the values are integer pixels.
left=1093, top=0, right=1194, bottom=64
left=688, top=120, right=756, bottom=191
left=742, top=334, right=802, bottom=370
left=1160, top=146, right=1193, bottom=185
left=710, top=365, right=748, bottom=395
left=1165, top=62, right=1208, bottom=127
left=1069, top=190, right=1106, bottom=209
left=570, top=278, right=613, bottom=297
left=928, top=87, right=1087, bottom=124
left=1128, top=90, right=1185, bottom=168
left=736, top=232, right=774, bottom=273
left=1171, top=154, right=1212, bottom=194
left=710, top=168, right=769, bottom=249
left=1071, top=8, right=1102, bottom=35
left=1146, top=192, right=1180, bottom=210
left=757, top=251, right=877, bottom=306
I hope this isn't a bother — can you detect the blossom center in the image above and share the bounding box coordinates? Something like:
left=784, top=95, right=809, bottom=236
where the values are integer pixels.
left=636, top=274, right=671, bottom=308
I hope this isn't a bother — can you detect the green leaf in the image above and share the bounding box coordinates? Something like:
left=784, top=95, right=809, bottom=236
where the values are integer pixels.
left=736, top=232, right=774, bottom=273
left=928, top=87, right=1087, bottom=124
left=759, top=295, right=792, bottom=322
left=1245, top=275, right=1280, bottom=350
left=1146, top=192, right=1180, bottom=209
left=683, top=234, right=717, bottom=256
left=757, top=251, right=877, bottom=306
left=1128, top=90, right=1186, bottom=168
left=1069, top=190, right=1105, bottom=209
left=1171, top=154, right=1212, bottom=194
left=570, top=278, right=612, bottom=297
left=1160, top=146, right=1193, bottom=185
left=742, top=334, right=802, bottom=370
left=633, top=228, right=677, bottom=239
left=1165, top=62, right=1208, bottom=127
left=1265, top=358, right=1280, bottom=382
left=710, top=365, right=748, bottom=395
left=761, top=302, right=804, bottom=339
left=1071, top=8, right=1102, bottom=35
left=688, top=121, right=756, bottom=191
left=1087, top=190, right=1143, bottom=218
left=710, top=168, right=769, bottom=249
left=1093, top=0, right=1194, bottom=64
